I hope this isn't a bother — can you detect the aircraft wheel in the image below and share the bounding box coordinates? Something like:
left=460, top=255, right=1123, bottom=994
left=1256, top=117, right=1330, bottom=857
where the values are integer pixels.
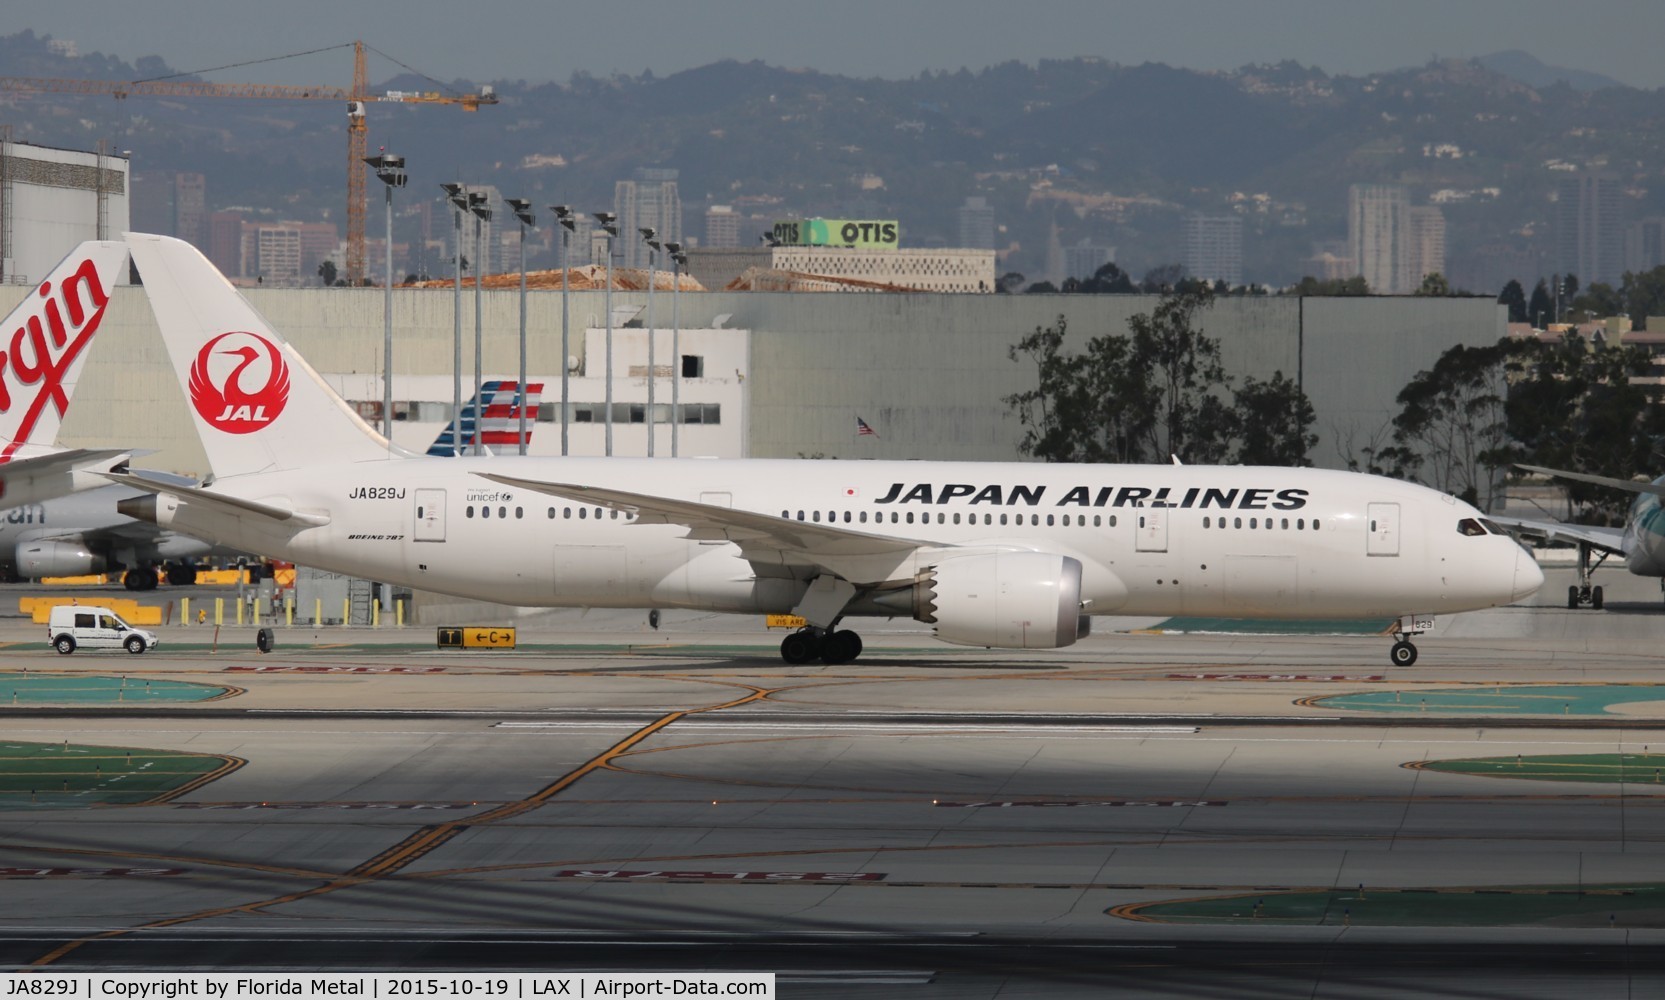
left=1592, top=586, right=1605, bottom=611
left=1567, top=585, right=1579, bottom=609
left=166, top=564, right=196, bottom=586
left=1390, top=640, right=1418, bottom=667
left=821, top=630, right=863, bottom=665
left=780, top=631, right=820, bottom=665
left=123, top=571, right=143, bottom=592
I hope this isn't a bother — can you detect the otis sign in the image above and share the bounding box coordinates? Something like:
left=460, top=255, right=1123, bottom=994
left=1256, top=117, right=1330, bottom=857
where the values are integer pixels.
left=0, top=256, right=111, bottom=460
left=772, top=218, right=899, bottom=249
left=188, top=331, right=291, bottom=433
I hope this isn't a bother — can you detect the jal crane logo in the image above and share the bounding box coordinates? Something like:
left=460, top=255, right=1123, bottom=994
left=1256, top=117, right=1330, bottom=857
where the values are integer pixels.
left=189, top=332, right=291, bottom=434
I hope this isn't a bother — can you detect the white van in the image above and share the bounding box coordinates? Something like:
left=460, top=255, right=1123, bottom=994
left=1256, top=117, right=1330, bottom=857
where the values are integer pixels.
left=47, top=605, right=159, bottom=655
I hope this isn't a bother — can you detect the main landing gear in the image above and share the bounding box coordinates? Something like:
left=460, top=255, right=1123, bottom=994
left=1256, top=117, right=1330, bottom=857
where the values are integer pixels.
left=1567, top=541, right=1607, bottom=610
left=780, top=627, right=864, bottom=665
left=1388, top=614, right=1433, bottom=667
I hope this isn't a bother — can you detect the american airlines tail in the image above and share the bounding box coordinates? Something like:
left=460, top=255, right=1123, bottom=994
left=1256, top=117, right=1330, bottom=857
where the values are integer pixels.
left=427, top=380, right=544, bottom=457
left=125, top=233, right=394, bottom=479
left=0, top=241, right=129, bottom=453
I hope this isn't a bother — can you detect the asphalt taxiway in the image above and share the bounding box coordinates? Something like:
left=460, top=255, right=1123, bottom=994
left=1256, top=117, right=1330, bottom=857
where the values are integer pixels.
left=2, top=567, right=1664, bottom=997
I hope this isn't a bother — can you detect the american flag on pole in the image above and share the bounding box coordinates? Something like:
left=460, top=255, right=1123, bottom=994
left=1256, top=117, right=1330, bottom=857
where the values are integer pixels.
left=856, top=416, right=879, bottom=438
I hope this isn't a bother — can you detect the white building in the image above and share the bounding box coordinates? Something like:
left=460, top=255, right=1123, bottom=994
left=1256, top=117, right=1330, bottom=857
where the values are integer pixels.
left=1183, top=214, right=1243, bottom=286
left=771, top=247, right=997, bottom=293
left=0, top=140, right=131, bottom=286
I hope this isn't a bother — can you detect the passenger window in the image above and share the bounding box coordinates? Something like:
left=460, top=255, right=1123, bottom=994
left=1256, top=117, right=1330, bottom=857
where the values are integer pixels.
left=416, top=506, right=424, bottom=519
left=813, top=511, right=821, bottom=522
left=1297, top=518, right=1304, bottom=529
left=906, top=512, right=914, bottom=524
left=466, top=505, right=475, bottom=518
left=1281, top=518, right=1289, bottom=529
left=1234, top=517, right=1242, bottom=528
left=843, top=511, right=851, bottom=523
left=860, top=511, right=868, bottom=523
left=1110, top=515, right=1118, bottom=528
left=1314, top=520, right=1321, bottom=530
left=1031, top=514, right=1039, bottom=526
left=953, top=513, right=961, bottom=525
left=1250, top=518, right=1257, bottom=528
left=548, top=507, right=556, bottom=518
left=796, top=510, right=804, bottom=520
left=891, top=512, right=898, bottom=523
left=564, top=507, right=572, bottom=518
left=1093, top=515, right=1101, bottom=527
left=579, top=508, right=587, bottom=519
left=1204, top=517, right=1211, bottom=528
left=1000, top=513, right=1008, bottom=526
left=516, top=507, right=524, bottom=519
left=1047, top=515, right=1055, bottom=526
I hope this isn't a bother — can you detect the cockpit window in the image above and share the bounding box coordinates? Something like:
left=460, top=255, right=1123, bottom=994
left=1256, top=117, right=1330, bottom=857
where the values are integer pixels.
left=1457, top=518, right=1487, bottom=536
left=1479, top=519, right=1505, bottom=535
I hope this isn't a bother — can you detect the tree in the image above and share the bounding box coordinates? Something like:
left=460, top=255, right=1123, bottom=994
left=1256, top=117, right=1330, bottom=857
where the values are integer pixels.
left=317, top=260, right=338, bottom=287
left=1503, top=332, right=1665, bottom=521
left=1498, top=279, right=1527, bottom=323
left=1569, top=281, right=1622, bottom=320
left=1025, top=280, right=1058, bottom=293
left=1414, top=272, right=1452, bottom=297
left=1004, top=288, right=1318, bottom=465
left=1620, top=265, right=1665, bottom=328
left=997, top=271, right=1025, bottom=294
left=1528, top=278, right=1553, bottom=326
left=1233, top=372, right=1317, bottom=466
left=1378, top=341, right=1515, bottom=509
left=1140, top=263, right=1186, bottom=293
left=1289, top=275, right=1369, bottom=296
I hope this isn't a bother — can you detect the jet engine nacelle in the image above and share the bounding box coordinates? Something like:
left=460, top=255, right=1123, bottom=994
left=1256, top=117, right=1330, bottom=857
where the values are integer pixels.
left=17, top=539, right=105, bottom=578
left=911, top=552, right=1083, bottom=649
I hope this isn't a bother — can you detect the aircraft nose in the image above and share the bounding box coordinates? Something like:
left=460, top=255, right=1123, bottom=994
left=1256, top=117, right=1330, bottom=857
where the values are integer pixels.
left=1512, top=546, right=1545, bottom=602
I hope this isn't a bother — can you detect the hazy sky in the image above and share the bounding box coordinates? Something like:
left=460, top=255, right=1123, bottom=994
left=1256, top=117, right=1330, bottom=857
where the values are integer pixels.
left=12, top=0, right=1665, bottom=89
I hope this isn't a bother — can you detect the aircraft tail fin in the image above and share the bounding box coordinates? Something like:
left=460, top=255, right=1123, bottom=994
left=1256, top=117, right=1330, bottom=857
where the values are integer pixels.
left=0, top=241, right=129, bottom=457
left=125, top=233, right=393, bottom=479
left=426, top=380, right=544, bottom=457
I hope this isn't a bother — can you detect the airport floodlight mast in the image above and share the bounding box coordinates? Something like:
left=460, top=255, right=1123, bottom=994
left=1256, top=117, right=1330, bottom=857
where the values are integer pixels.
left=640, top=227, right=661, bottom=457
left=0, top=41, right=497, bottom=284
left=467, top=192, right=492, bottom=457
left=505, top=199, right=536, bottom=456
left=665, top=241, right=686, bottom=457
left=551, top=205, right=577, bottom=457
left=365, top=152, right=406, bottom=440
left=594, top=212, right=620, bottom=457
left=441, top=183, right=469, bottom=455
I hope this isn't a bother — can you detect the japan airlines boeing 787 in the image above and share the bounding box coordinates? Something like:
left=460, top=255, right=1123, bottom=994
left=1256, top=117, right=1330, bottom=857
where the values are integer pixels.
left=114, top=234, right=1540, bottom=665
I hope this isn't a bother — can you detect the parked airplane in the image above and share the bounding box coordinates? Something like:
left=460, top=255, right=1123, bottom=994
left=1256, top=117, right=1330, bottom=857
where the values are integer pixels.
left=0, top=241, right=132, bottom=508
left=1497, top=464, right=1665, bottom=610
left=2, top=382, right=543, bottom=589
left=112, top=234, right=1540, bottom=665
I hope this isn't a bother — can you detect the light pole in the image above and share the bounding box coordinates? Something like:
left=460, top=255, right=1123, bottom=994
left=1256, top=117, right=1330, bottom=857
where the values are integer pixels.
left=468, top=191, right=492, bottom=456
left=440, top=183, right=468, bottom=456
left=506, top=199, right=535, bottom=456
left=665, top=242, right=686, bottom=457
left=594, top=212, right=619, bottom=456
left=366, top=153, right=406, bottom=443
left=639, top=227, right=660, bottom=457
left=551, top=205, right=576, bottom=457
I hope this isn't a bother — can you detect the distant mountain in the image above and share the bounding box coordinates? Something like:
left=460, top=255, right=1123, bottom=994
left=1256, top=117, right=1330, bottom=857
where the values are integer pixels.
left=6, top=30, right=1665, bottom=291
left=1476, top=50, right=1625, bottom=92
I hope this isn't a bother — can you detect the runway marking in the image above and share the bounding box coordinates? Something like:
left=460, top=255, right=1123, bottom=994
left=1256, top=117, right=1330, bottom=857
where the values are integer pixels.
left=26, top=681, right=778, bottom=966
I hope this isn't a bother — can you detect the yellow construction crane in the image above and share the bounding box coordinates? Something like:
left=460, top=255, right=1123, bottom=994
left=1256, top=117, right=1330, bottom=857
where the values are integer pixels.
left=0, top=41, right=497, bottom=282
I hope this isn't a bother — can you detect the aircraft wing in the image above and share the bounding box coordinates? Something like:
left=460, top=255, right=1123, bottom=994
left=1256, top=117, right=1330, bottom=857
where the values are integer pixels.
left=1490, top=515, right=1628, bottom=557
left=0, top=447, right=129, bottom=481
left=102, top=472, right=330, bottom=527
left=1516, top=464, right=1665, bottom=499
left=475, top=473, right=934, bottom=581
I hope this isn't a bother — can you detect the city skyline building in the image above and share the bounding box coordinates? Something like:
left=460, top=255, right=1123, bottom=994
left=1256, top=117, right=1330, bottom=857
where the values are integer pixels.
left=173, top=172, right=207, bottom=251
left=957, top=196, right=996, bottom=251
left=1183, top=213, right=1243, bottom=286
left=1407, top=206, right=1446, bottom=289
left=1062, top=239, right=1115, bottom=282
left=614, top=168, right=682, bottom=269
left=1556, top=173, right=1625, bottom=287
left=1349, top=183, right=1411, bottom=294
left=704, top=205, right=740, bottom=248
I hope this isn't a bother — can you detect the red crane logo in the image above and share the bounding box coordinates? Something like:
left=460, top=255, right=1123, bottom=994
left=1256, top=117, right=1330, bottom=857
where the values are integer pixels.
left=189, top=332, right=291, bottom=434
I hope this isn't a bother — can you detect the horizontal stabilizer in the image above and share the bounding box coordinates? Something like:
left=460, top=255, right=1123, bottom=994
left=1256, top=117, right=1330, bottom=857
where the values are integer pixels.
left=102, top=472, right=330, bottom=527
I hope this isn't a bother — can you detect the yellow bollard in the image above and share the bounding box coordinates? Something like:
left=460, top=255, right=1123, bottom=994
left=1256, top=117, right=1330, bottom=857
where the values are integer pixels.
left=315, top=599, right=322, bottom=625
left=373, top=601, right=380, bottom=628
left=181, top=597, right=190, bottom=626
left=214, top=597, right=224, bottom=627
left=236, top=600, right=244, bottom=626
left=396, top=600, right=404, bottom=628
left=342, top=598, right=350, bottom=627
left=285, top=595, right=293, bottom=627
left=253, top=600, right=260, bottom=627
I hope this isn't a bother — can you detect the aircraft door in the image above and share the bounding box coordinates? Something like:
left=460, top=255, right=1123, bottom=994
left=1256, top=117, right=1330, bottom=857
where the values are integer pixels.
left=1366, top=502, right=1400, bottom=556
left=1135, top=507, right=1168, bottom=553
left=414, top=489, right=447, bottom=542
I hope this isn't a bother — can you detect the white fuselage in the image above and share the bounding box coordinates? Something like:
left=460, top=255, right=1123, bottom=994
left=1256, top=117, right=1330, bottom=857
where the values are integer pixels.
left=148, top=458, right=1539, bottom=620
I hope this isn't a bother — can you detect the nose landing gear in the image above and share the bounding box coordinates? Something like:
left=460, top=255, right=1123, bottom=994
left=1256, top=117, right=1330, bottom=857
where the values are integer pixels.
left=1567, top=541, right=1608, bottom=609
left=1388, top=614, right=1434, bottom=667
